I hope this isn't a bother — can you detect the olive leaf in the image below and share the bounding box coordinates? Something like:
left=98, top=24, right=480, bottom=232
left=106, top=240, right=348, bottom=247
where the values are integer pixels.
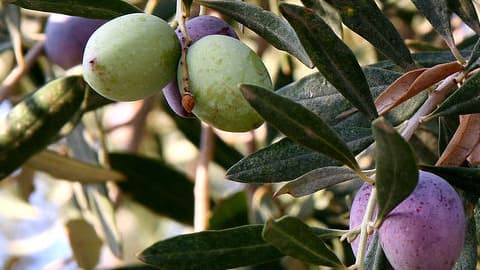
left=240, top=84, right=360, bottom=172
left=7, top=0, right=142, bottom=19
left=196, top=0, right=313, bottom=67
left=139, top=225, right=284, bottom=270
left=274, top=166, right=360, bottom=197
left=262, top=216, right=344, bottom=267
left=431, top=72, right=480, bottom=117
left=280, top=3, right=378, bottom=120
left=325, top=0, right=416, bottom=70
left=373, top=117, right=418, bottom=225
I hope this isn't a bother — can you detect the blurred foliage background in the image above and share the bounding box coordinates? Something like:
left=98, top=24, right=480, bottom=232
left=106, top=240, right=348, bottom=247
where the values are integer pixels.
left=0, top=0, right=477, bottom=269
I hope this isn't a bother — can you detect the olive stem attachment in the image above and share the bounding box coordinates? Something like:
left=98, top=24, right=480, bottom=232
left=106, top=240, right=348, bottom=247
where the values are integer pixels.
left=354, top=185, right=377, bottom=270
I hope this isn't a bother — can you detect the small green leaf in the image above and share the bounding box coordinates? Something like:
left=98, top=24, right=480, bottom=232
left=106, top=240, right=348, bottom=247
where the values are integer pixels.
left=196, top=0, right=313, bottom=67
left=447, top=0, right=480, bottom=34
left=420, top=165, right=480, bottom=195
left=300, top=0, right=342, bottom=37
left=275, top=166, right=360, bottom=197
left=208, top=191, right=249, bottom=230
left=262, top=216, right=344, bottom=267
left=280, top=3, right=378, bottom=120
left=7, top=0, right=142, bottom=19
left=325, top=0, right=416, bottom=70
left=438, top=115, right=459, bottom=155
left=109, top=153, right=195, bottom=225
left=430, top=73, right=480, bottom=117
left=139, top=225, right=284, bottom=270
left=373, top=117, right=418, bottom=225
left=241, top=84, right=359, bottom=171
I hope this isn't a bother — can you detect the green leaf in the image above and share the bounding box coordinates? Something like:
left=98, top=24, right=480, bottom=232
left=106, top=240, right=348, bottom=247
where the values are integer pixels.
left=411, top=0, right=458, bottom=55
left=372, top=117, right=418, bottom=225
left=0, top=75, right=86, bottom=180
left=325, top=0, right=416, bottom=70
left=262, top=216, right=343, bottom=267
left=109, top=153, right=195, bottom=225
left=7, top=0, right=142, bottom=19
left=364, top=231, right=390, bottom=270
left=196, top=0, right=313, bottom=67
left=280, top=3, right=378, bottom=120
left=139, top=225, right=284, bottom=270
left=275, top=166, right=360, bottom=197
left=465, top=38, right=480, bottom=73
left=300, top=0, right=342, bottom=37
left=240, top=84, right=359, bottom=171
left=453, top=215, right=477, bottom=270
left=447, top=0, right=480, bottom=34
left=208, top=191, right=249, bottom=230
left=419, top=165, right=480, bottom=195
left=227, top=67, right=425, bottom=183
left=430, top=73, right=480, bottom=117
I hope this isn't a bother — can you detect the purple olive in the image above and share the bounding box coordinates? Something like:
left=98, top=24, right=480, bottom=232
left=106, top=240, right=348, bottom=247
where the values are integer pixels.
left=350, top=171, right=465, bottom=270
left=163, top=15, right=238, bottom=118
left=45, top=14, right=105, bottom=69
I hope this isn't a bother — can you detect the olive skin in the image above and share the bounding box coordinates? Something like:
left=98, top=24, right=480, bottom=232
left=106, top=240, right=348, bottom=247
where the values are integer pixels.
left=163, top=15, right=238, bottom=118
left=178, top=35, right=272, bottom=132
left=83, top=13, right=180, bottom=101
left=349, top=171, right=465, bottom=270
left=45, top=14, right=105, bottom=69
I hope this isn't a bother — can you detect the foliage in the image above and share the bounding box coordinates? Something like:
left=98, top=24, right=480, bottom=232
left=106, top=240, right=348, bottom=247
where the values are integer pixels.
left=0, top=0, right=479, bottom=269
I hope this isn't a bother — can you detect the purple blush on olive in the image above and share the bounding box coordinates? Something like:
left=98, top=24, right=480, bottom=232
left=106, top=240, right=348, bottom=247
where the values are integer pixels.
left=45, top=14, right=105, bottom=69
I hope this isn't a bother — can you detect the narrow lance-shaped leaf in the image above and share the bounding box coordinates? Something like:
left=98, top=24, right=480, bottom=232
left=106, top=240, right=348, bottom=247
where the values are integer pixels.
left=0, top=75, right=86, bottom=180
left=325, top=0, right=416, bottom=70
left=430, top=73, right=480, bottom=117
left=275, top=166, right=360, bottom=197
left=7, top=0, right=142, bottom=19
left=375, top=68, right=427, bottom=115
left=262, top=216, right=344, bottom=268
left=240, top=84, right=360, bottom=172
left=280, top=3, right=378, bottom=120
left=436, top=114, right=480, bottom=166
left=364, top=231, right=390, bottom=270
left=139, top=225, right=284, bottom=270
left=300, top=0, right=342, bottom=37
left=447, top=0, right=480, bottom=34
left=373, top=117, right=418, bottom=225
left=377, top=61, right=463, bottom=114
left=196, top=0, right=313, bottom=67
left=411, top=0, right=462, bottom=61
left=25, top=150, right=125, bottom=183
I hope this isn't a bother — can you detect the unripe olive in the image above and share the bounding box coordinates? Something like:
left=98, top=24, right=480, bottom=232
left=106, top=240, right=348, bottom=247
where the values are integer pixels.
left=163, top=15, right=238, bottom=118
left=350, top=171, right=465, bottom=270
left=178, top=35, right=272, bottom=132
left=45, top=14, right=105, bottom=69
left=83, top=13, right=180, bottom=101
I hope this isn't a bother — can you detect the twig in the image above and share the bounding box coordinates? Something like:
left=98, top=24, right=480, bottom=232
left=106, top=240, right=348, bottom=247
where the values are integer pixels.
left=194, top=123, right=215, bottom=231
left=401, top=72, right=459, bottom=140
left=0, top=41, right=44, bottom=102
left=354, top=185, right=377, bottom=270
